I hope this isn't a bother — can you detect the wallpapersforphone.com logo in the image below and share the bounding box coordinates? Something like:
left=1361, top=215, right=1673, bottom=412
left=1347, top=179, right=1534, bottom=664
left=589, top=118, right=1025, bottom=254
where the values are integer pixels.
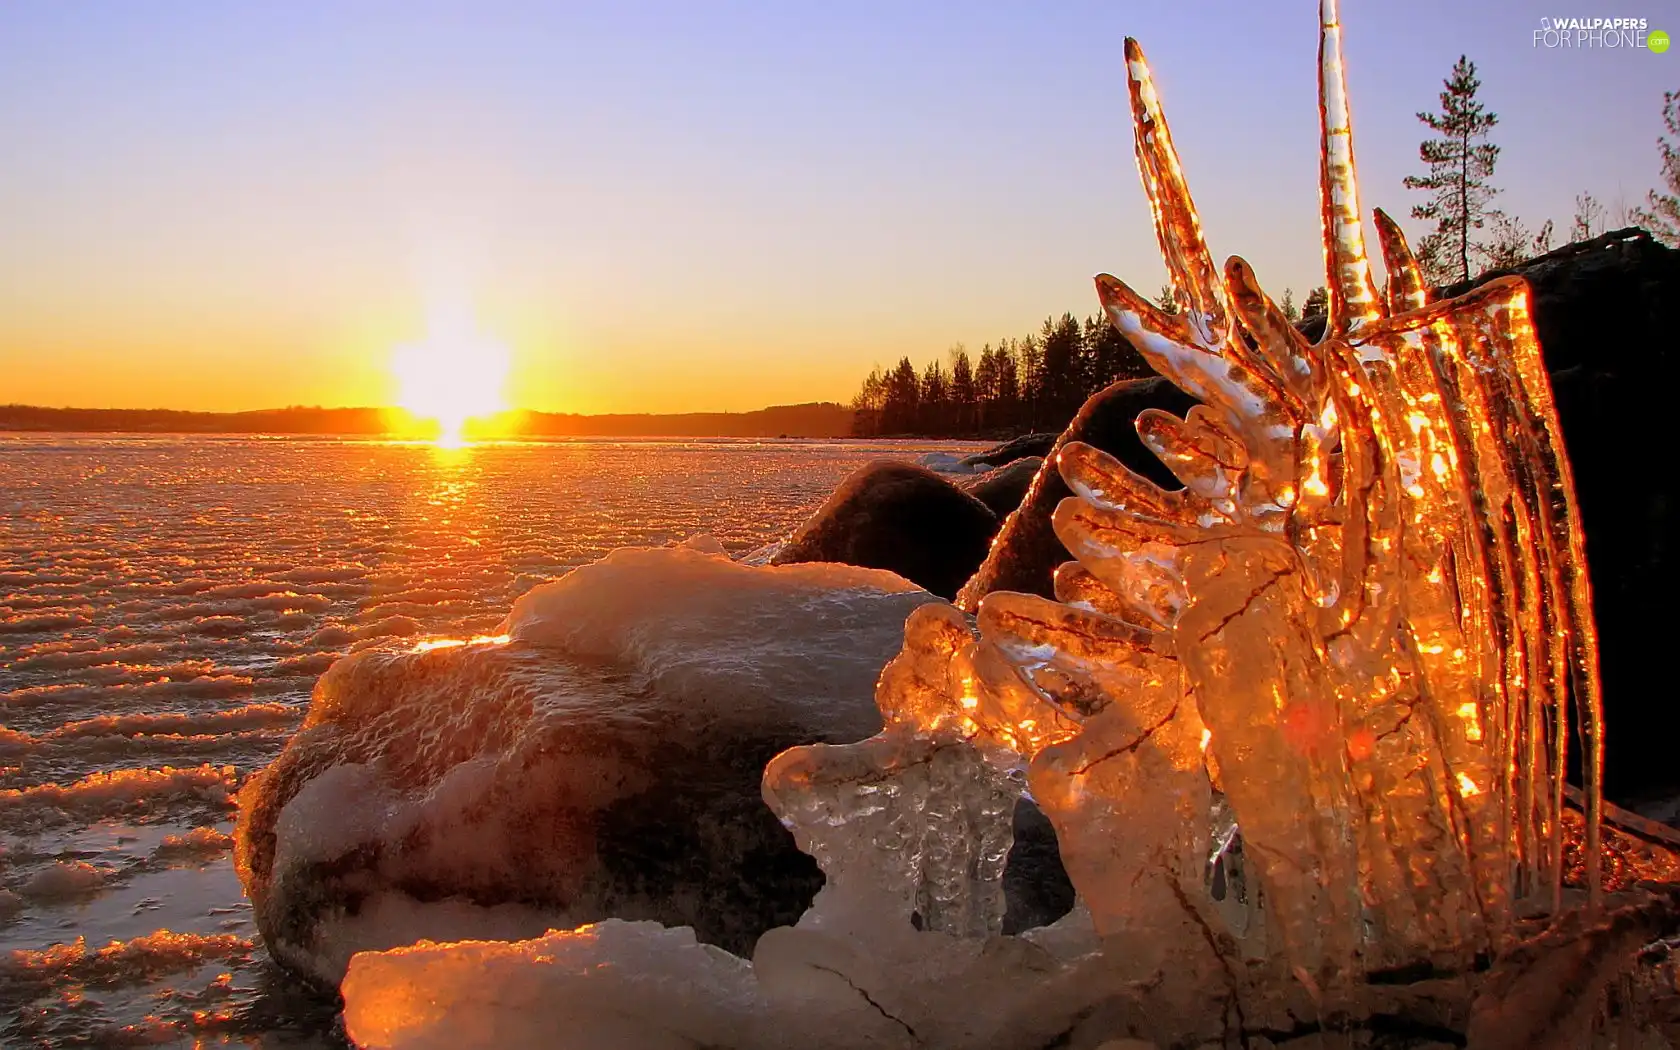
left=1532, top=17, right=1668, bottom=51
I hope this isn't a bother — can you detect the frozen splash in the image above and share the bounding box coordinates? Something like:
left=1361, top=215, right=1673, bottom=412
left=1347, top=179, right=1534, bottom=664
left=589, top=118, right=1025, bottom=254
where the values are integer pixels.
left=773, top=0, right=1607, bottom=994
left=339, top=5, right=1672, bottom=1047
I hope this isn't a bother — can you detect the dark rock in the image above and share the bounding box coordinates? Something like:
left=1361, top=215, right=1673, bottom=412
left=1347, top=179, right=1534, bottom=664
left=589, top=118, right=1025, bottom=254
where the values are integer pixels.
left=956, top=377, right=1198, bottom=610
left=960, top=456, right=1042, bottom=518
left=234, top=547, right=947, bottom=986
left=961, top=432, right=1059, bottom=469
left=772, top=460, right=999, bottom=600
left=1001, top=797, right=1077, bottom=934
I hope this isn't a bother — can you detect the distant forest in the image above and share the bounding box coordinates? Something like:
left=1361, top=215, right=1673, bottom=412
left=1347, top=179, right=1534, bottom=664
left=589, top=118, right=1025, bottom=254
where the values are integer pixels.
left=850, top=312, right=1159, bottom=437
left=0, top=402, right=856, bottom=439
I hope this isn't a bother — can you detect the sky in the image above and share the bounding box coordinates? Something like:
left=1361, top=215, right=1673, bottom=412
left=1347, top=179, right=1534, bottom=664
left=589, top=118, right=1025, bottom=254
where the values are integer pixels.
left=0, top=1, right=1672, bottom=415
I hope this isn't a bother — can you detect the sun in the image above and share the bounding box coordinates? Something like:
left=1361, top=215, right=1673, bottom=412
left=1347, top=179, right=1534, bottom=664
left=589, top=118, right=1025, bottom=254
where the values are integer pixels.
left=390, top=309, right=512, bottom=445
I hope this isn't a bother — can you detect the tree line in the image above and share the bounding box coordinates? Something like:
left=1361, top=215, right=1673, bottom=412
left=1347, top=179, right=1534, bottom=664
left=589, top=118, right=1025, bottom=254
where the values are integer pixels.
left=852, top=59, right=1679, bottom=437
left=850, top=314, right=1157, bottom=437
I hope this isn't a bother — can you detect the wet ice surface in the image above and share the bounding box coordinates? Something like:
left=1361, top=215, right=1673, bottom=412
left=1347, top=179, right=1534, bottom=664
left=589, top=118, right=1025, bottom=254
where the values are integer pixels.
left=0, top=434, right=973, bottom=1048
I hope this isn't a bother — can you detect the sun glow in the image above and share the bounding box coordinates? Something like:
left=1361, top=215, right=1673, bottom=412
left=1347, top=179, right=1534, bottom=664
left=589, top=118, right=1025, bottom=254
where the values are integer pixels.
left=390, top=307, right=512, bottom=446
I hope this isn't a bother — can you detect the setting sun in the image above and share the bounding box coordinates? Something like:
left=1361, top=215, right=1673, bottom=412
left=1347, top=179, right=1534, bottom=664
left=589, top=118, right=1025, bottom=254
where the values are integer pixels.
left=390, top=308, right=512, bottom=445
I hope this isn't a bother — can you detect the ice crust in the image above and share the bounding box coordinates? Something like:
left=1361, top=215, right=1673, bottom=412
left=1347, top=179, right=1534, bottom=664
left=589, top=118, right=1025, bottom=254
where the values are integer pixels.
left=235, top=545, right=944, bottom=985
left=343, top=914, right=1130, bottom=1050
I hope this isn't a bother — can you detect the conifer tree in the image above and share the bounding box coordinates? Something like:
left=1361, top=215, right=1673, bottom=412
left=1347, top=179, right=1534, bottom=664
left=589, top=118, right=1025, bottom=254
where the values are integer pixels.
left=1632, top=91, right=1680, bottom=246
left=882, top=357, right=920, bottom=434
left=974, top=345, right=1000, bottom=427
left=849, top=367, right=886, bottom=436
left=1572, top=192, right=1608, bottom=241
left=1038, top=314, right=1083, bottom=417
left=1404, top=56, right=1501, bottom=284
left=995, top=343, right=1020, bottom=425
left=1302, top=286, right=1329, bottom=319
left=949, top=347, right=976, bottom=434
left=1015, top=335, right=1043, bottom=427
left=919, top=361, right=950, bottom=433
left=1479, top=212, right=1532, bottom=271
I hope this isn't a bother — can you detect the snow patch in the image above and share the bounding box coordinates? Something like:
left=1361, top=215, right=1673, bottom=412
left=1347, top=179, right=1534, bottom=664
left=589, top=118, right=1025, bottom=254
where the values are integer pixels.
left=914, top=452, right=979, bottom=476
left=21, top=860, right=110, bottom=900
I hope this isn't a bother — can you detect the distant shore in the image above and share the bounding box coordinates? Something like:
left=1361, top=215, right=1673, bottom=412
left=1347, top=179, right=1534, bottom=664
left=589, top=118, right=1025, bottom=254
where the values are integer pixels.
left=0, top=403, right=857, bottom=439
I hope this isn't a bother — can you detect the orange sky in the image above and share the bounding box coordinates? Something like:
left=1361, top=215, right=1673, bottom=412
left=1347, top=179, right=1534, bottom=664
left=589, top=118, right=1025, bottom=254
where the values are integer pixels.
left=0, top=3, right=1668, bottom=414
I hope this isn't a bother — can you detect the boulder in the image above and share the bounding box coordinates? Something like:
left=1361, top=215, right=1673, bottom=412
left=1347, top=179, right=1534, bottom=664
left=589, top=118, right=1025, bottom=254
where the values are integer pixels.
left=959, top=456, right=1042, bottom=518
left=956, top=377, right=1197, bottom=610
left=234, top=547, right=947, bottom=986
left=771, top=461, right=999, bottom=600
left=961, top=432, right=1059, bottom=469
left=1001, top=798, right=1077, bottom=934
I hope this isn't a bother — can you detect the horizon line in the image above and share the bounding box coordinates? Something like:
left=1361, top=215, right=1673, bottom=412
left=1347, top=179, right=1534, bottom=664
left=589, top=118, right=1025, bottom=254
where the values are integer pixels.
left=0, top=401, right=854, bottom=418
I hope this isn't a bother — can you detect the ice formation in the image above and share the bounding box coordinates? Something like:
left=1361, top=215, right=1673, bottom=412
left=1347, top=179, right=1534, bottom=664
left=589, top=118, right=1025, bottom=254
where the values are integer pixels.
left=0, top=930, right=255, bottom=994
left=340, top=4, right=1680, bottom=1046
left=235, top=545, right=945, bottom=985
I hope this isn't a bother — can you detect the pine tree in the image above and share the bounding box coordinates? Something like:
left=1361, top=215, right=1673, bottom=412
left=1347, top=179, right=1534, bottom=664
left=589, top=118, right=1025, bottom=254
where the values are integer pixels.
left=919, top=361, right=950, bottom=434
left=1572, top=192, right=1607, bottom=241
left=883, top=357, right=920, bottom=434
left=1085, top=315, right=1153, bottom=388
left=1280, top=288, right=1300, bottom=323
left=1156, top=284, right=1180, bottom=315
left=1015, top=335, right=1044, bottom=427
left=995, top=342, right=1020, bottom=425
left=1302, top=286, right=1329, bottom=318
left=1632, top=91, right=1680, bottom=246
left=1479, top=212, right=1532, bottom=271
left=1084, top=314, right=1134, bottom=397
left=849, top=367, right=885, bottom=436
left=974, top=345, right=1000, bottom=430
left=1037, top=314, right=1083, bottom=418
left=1412, top=231, right=1451, bottom=288
left=949, top=347, right=976, bottom=434
left=1404, top=56, right=1502, bottom=284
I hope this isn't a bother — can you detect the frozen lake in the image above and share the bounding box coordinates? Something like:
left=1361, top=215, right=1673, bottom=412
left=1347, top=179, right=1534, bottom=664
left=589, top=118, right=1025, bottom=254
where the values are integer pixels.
left=0, top=434, right=976, bottom=1047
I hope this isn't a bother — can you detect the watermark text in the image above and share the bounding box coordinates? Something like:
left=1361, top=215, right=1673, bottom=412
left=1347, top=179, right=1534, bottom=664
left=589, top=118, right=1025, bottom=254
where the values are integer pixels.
left=1532, top=16, right=1666, bottom=50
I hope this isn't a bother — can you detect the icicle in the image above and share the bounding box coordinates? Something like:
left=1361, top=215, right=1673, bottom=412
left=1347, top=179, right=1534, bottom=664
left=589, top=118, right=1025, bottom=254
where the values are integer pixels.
left=1317, top=0, right=1382, bottom=337
left=762, top=0, right=1609, bottom=1031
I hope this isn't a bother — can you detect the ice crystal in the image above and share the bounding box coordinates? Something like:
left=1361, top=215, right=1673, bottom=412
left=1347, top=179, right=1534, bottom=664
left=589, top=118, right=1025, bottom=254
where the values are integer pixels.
left=765, top=0, right=1606, bottom=1012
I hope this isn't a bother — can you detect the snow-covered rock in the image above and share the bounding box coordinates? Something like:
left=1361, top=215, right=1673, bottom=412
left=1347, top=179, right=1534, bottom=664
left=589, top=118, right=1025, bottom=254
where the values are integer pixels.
left=772, top=461, right=998, bottom=599
left=235, top=546, right=944, bottom=986
left=914, top=451, right=979, bottom=475
left=959, top=456, right=1043, bottom=518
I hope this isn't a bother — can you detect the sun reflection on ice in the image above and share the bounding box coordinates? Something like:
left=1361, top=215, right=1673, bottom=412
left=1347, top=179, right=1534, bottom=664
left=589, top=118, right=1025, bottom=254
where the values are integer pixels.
left=412, top=634, right=511, bottom=653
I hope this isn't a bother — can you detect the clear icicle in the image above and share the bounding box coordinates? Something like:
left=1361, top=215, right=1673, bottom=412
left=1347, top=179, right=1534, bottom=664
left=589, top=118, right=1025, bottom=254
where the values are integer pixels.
left=769, top=5, right=1605, bottom=1006
left=757, top=2, right=1608, bottom=1036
